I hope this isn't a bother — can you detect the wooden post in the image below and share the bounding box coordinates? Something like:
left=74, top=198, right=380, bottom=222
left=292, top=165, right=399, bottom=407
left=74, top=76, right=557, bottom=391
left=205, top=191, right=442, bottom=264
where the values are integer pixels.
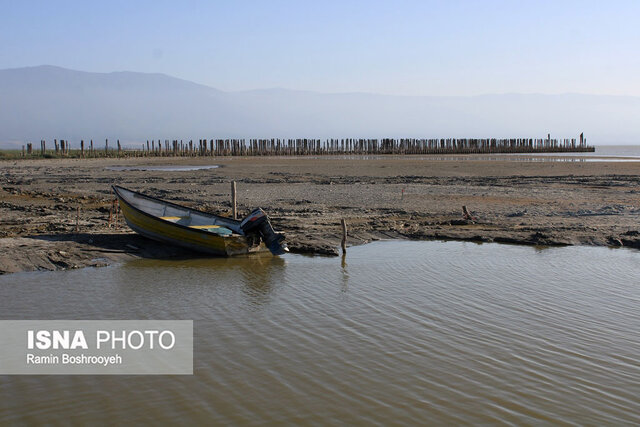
left=231, top=181, right=237, bottom=220
left=341, top=218, right=347, bottom=254
left=80, top=140, right=84, bottom=158
left=115, top=199, right=119, bottom=227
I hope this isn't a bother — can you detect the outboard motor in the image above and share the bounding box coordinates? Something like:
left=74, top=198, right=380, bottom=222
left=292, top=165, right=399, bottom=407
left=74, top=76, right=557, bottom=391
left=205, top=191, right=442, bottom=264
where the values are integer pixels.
left=240, top=208, right=288, bottom=255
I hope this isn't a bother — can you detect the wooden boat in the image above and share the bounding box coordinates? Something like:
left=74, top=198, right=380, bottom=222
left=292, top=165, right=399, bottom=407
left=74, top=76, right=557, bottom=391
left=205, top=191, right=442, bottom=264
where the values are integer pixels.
left=112, top=185, right=287, bottom=256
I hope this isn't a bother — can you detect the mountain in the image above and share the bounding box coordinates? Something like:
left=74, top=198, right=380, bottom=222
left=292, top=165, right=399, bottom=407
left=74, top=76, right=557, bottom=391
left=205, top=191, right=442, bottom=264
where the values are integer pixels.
left=1, top=65, right=639, bottom=147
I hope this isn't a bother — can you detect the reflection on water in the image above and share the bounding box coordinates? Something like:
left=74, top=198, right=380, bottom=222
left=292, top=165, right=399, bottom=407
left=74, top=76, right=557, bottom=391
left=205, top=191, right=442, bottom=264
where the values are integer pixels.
left=340, top=253, right=349, bottom=292
left=120, top=255, right=286, bottom=308
left=1, top=241, right=639, bottom=424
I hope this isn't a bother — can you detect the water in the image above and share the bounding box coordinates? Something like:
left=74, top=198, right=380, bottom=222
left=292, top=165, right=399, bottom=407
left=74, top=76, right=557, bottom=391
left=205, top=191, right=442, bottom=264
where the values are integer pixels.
left=102, top=146, right=640, bottom=167
left=501, top=144, right=640, bottom=161
left=571, top=145, right=640, bottom=157
left=313, top=145, right=640, bottom=162
left=106, top=165, right=219, bottom=171
left=1, top=241, right=639, bottom=424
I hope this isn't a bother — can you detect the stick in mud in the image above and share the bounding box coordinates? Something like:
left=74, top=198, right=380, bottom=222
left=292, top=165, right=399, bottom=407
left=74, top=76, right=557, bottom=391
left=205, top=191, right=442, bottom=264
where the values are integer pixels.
left=115, top=199, right=120, bottom=227
left=231, top=181, right=237, bottom=220
left=341, top=218, right=347, bottom=254
left=462, top=205, right=476, bottom=221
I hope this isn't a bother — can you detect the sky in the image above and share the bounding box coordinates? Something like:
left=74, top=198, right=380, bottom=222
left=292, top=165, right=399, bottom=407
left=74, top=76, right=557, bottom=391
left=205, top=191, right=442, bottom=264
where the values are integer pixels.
left=1, top=0, right=639, bottom=96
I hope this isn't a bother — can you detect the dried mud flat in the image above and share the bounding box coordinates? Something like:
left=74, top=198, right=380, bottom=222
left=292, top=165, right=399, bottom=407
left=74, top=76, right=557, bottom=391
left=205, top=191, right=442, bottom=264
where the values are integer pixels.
left=2, top=155, right=640, bottom=274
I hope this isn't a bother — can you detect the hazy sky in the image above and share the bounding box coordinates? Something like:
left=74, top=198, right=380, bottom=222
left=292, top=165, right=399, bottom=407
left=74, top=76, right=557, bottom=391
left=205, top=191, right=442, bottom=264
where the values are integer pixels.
left=1, top=0, right=639, bottom=96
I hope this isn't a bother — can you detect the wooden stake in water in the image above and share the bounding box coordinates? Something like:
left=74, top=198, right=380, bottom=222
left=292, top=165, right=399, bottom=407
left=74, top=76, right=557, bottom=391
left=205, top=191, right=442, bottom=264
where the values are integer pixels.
left=231, top=181, right=237, bottom=220
left=341, top=218, right=347, bottom=254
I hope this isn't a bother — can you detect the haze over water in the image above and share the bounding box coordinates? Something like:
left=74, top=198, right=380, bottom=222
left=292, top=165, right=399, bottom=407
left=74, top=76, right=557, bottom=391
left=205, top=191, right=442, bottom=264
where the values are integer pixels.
left=1, top=240, right=639, bottom=424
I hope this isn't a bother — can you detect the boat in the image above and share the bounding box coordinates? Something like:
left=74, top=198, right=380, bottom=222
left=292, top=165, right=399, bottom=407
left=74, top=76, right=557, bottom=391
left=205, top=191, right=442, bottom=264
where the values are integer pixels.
left=112, top=185, right=287, bottom=256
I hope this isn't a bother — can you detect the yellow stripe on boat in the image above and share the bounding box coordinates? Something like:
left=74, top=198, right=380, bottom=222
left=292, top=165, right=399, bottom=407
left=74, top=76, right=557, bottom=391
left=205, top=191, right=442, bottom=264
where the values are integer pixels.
left=119, top=202, right=239, bottom=254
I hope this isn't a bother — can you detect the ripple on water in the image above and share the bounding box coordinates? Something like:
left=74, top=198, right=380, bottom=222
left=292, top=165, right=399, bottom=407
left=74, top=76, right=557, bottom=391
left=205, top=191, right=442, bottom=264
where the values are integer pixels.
left=0, top=240, right=639, bottom=424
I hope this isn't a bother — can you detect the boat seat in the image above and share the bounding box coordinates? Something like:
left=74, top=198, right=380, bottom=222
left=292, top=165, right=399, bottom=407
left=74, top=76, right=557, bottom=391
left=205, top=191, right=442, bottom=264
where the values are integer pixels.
left=160, top=216, right=232, bottom=235
left=159, top=216, right=186, bottom=222
left=188, top=225, right=233, bottom=236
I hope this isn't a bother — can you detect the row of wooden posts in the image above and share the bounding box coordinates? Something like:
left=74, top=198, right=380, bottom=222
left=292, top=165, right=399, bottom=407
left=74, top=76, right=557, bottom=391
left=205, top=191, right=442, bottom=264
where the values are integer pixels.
left=22, top=134, right=593, bottom=158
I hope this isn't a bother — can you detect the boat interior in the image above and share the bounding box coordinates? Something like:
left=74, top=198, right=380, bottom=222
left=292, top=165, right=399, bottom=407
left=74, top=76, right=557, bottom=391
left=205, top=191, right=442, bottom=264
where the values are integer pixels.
left=159, top=216, right=233, bottom=236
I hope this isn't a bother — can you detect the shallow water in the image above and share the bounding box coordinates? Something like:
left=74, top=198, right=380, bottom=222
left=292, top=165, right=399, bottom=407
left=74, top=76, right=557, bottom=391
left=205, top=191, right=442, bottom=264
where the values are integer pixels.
left=308, top=145, right=640, bottom=162
left=106, top=165, right=219, bottom=171
left=1, top=241, right=639, bottom=424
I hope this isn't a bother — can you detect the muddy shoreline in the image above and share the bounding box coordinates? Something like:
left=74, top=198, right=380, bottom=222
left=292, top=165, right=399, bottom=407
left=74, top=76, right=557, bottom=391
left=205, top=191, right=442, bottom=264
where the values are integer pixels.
left=2, top=155, right=640, bottom=274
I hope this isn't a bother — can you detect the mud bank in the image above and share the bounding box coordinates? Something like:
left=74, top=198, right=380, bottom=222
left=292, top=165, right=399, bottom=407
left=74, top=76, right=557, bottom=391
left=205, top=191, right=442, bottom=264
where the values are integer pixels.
left=2, top=155, right=640, bottom=274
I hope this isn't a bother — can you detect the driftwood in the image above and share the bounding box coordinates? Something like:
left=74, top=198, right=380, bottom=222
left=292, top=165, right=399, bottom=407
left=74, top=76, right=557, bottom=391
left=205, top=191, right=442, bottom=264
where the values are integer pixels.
left=462, top=205, right=476, bottom=221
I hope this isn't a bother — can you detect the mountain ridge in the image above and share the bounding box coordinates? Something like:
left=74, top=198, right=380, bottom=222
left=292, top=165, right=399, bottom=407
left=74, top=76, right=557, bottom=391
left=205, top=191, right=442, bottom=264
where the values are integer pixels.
left=1, top=65, right=639, bottom=147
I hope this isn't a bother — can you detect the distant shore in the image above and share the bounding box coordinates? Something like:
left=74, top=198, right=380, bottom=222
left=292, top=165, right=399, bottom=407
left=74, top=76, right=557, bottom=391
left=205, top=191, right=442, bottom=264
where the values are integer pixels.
left=1, top=155, right=640, bottom=274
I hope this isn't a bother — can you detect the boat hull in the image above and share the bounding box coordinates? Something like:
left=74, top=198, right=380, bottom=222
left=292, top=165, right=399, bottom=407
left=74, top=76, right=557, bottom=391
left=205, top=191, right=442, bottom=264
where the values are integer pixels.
left=114, top=186, right=268, bottom=256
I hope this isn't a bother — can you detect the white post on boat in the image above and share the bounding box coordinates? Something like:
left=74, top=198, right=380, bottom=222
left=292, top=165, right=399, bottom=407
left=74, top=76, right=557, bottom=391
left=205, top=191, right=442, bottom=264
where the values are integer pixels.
left=231, top=181, right=237, bottom=220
